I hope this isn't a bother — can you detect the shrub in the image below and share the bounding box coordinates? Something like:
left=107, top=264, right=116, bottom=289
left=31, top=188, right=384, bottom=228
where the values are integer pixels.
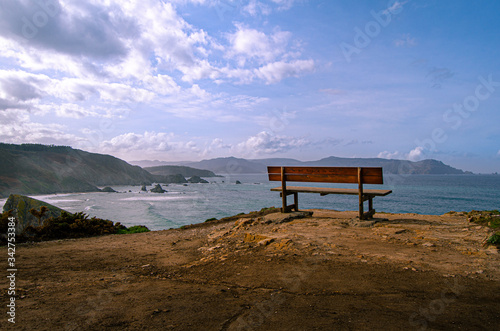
left=487, top=232, right=500, bottom=245
left=0, top=208, right=150, bottom=244
left=116, top=225, right=150, bottom=234
left=468, top=210, right=500, bottom=229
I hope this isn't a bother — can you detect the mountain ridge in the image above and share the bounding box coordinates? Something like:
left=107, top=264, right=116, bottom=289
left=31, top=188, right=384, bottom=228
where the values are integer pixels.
left=0, top=143, right=157, bottom=198
left=0, top=143, right=470, bottom=198
left=179, top=156, right=469, bottom=175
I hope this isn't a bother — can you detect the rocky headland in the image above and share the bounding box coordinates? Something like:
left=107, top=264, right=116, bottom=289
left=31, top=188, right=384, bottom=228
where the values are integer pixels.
left=1, top=208, right=498, bottom=330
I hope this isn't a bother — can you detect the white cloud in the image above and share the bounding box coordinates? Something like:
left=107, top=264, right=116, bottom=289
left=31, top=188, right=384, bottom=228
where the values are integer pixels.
left=99, top=131, right=205, bottom=160
left=407, top=146, right=425, bottom=161
left=236, top=131, right=309, bottom=155
left=100, top=131, right=175, bottom=154
left=142, top=74, right=181, bottom=95
left=243, top=0, right=272, bottom=16
left=226, top=24, right=292, bottom=65
left=0, top=109, right=81, bottom=145
left=378, top=151, right=402, bottom=159
left=270, top=0, right=299, bottom=11
left=255, top=59, right=315, bottom=84
left=52, top=103, right=102, bottom=119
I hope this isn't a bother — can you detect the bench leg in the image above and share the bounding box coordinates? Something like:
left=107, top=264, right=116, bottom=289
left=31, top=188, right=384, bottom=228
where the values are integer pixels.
left=360, top=195, right=375, bottom=220
left=293, top=192, right=298, bottom=211
left=359, top=195, right=364, bottom=220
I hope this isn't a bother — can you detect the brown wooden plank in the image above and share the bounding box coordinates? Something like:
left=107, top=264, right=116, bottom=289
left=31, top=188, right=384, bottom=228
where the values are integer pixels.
left=269, top=173, right=359, bottom=183
left=267, top=166, right=384, bottom=184
left=358, top=167, right=364, bottom=220
left=270, top=186, right=392, bottom=196
left=269, top=166, right=382, bottom=176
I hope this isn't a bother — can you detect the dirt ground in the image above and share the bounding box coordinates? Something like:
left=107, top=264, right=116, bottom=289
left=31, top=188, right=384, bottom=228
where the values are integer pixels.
left=1, top=209, right=499, bottom=330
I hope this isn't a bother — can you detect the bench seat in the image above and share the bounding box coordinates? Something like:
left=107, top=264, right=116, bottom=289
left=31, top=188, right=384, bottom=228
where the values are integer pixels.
left=271, top=186, right=392, bottom=197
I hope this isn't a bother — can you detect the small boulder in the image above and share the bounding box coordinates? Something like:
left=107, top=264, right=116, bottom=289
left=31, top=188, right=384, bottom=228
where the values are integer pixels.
left=188, top=176, right=208, bottom=184
left=101, top=186, right=117, bottom=193
left=150, top=184, right=167, bottom=193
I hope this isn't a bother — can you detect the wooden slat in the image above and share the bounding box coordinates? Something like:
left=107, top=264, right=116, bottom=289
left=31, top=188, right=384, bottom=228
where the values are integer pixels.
left=270, top=186, right=392, bottom=197
left=267, top=166, right=384, bottom=184
left=358, top=167, right=363, bottom=220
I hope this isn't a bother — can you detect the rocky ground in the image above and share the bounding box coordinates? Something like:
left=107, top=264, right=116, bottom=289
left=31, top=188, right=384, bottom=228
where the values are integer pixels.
left=1, top=209, right=499, bottom=330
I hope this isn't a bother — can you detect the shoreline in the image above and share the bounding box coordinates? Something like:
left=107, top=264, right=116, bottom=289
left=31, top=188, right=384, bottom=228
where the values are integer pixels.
left=1, top=209, right=498, bottom=330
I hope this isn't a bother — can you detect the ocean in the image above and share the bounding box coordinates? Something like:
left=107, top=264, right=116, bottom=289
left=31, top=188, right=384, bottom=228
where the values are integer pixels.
left=1, top=174, right=499, bottom=231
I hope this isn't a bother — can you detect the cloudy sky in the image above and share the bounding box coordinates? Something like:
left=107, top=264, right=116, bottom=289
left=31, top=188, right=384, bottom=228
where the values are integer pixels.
left=0, top=0, right=499, bottom=173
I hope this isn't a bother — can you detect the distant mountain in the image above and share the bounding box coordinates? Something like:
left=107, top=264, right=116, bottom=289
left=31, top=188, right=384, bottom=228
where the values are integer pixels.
left=0, top=143, right=157, bottom=198
left=130, top=160, right=187, bottom=167
left=175, top=156, right=468, bottom=175
left=144, top=165, right=219, bottom=177
left=305, top=156, right=467, bottom=174
left=185, top=157, right=267, bottom=174
left=250, top=158, right=304, bottom=166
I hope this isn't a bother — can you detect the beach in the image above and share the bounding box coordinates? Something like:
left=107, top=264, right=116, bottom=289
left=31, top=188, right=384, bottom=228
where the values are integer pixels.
left=1, top=209, right=499, bottom=330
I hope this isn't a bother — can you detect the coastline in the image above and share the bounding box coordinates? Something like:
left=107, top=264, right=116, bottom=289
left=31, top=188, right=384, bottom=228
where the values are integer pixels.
left=2, top=173, right=500, bottom=232
left=1, top=209, right=498, bottom=330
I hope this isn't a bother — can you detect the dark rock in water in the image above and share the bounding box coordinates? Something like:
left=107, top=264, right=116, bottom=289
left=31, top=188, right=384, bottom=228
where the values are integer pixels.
left=141, top=185, right=147, bottom=192
left=2, top=194, right=68, bottom=234
left=101, top=186, right=117, bottom=193
left=163, top=174, right=188, bottom=184
left=150, top=184, right=167, bottom=193
left=187, top=176, right=209, bottom=184
left=235, top=180, right=242, bottom=184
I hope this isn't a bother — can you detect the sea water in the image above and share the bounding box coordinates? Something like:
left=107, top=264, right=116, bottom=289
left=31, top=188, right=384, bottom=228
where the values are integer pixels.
left=1, top=174, right=499, bottom=231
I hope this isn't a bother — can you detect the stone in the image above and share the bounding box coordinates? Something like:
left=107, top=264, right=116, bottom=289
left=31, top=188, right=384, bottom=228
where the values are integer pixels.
left=100, top=186, right=117, bottom=193
left=150, top=184, right=166, bottom=193
left=263, top=211, right=313, bottom=224
left=187, top=176, right=209, bottom=184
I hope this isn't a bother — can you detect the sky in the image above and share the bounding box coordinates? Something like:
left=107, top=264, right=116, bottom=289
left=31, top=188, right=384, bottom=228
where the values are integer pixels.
left=0, top=0, right=499, bottom=173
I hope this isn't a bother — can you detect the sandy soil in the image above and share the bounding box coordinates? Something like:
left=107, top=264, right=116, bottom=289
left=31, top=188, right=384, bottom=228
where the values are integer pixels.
left=1, top=209, right=499, bottom=330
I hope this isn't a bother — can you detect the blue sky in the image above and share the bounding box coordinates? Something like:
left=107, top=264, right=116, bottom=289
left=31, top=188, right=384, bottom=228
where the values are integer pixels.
left=0, top=0, right=499, bottom=173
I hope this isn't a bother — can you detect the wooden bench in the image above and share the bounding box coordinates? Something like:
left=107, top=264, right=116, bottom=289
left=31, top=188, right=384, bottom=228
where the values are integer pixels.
left=268, top=166, right=392, bottom=220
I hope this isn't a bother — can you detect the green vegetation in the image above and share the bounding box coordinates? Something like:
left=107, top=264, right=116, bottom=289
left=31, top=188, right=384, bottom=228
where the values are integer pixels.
left=467, top=210, right=500, bottom=246
left=487, top=233, right=500, bottom=245
left=0, top=143, right=156, bottom=198
left=0, top=207, right=150, bottom=244
left=468, top=210, right=500, bottom=228
left=116, top=225, right=150, bottom=234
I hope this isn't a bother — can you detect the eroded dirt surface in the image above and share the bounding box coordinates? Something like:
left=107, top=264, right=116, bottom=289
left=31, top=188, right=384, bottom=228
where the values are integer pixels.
left=1, top=210, right=499, bottom=330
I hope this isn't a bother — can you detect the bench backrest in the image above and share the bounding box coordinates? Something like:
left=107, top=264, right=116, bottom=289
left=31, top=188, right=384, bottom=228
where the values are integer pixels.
left=267, top=166, right=384, bottom=185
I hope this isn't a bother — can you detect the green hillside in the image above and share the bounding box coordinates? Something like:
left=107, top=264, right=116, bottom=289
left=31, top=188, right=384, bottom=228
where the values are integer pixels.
left=0, top=143, right=156, bottom=198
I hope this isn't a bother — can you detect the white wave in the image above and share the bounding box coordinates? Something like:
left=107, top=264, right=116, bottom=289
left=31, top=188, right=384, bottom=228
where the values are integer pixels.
left=120, top=196, right=189, bottom=202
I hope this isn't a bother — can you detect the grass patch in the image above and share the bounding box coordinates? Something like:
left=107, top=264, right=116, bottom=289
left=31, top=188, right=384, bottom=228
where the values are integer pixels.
left=467, top=210, right=500, bottom=229
left=116, top=225, right=150, bottom=234
left=487, top=232, right=500, bottom=245
left=0, top=207, right=150, bottom=244
left=467, top=210, right=500, bottom=247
